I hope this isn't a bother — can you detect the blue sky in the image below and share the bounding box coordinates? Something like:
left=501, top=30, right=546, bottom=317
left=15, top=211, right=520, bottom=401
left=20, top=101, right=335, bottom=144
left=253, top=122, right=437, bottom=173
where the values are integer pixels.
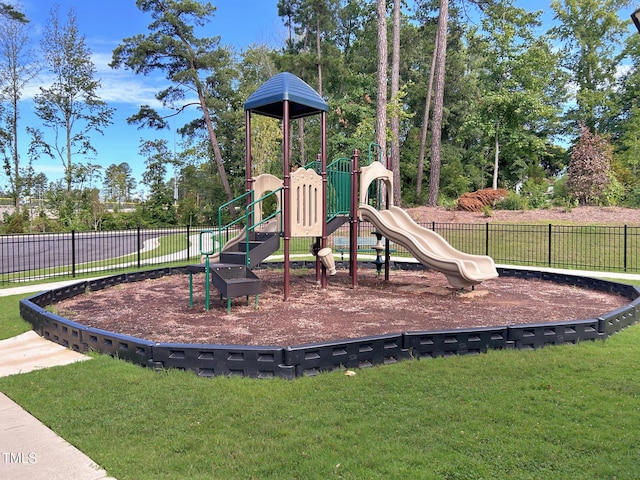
left=3, top=0, right=636, bottom=198
left=7, top=0, right=286, bottom=197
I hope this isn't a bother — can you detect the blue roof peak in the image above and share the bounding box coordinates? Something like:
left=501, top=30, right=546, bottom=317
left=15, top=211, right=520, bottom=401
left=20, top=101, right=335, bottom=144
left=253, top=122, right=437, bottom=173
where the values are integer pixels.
left=244, top=72, right=328, bottom=119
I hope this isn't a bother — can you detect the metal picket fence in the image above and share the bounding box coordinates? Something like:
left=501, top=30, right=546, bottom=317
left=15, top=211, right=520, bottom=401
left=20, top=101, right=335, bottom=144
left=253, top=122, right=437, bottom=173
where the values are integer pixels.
left=2, top=222, right=639, bottom=285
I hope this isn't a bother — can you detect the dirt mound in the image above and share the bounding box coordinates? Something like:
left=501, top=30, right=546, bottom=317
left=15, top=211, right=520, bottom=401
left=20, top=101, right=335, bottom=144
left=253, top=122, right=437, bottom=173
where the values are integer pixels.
left=457, top=188, right=509, bottom=212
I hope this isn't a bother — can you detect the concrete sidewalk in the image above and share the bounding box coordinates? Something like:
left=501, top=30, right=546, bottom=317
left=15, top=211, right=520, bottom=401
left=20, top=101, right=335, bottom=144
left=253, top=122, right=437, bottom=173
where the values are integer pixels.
left=0, top=392, right=114, bottom=480
left=1, top=281, right=115, bottom=480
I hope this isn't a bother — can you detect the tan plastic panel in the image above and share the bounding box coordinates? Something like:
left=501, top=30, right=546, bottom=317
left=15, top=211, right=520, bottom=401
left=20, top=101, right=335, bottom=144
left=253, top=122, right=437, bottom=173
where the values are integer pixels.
left=359, top=161, right=394, bottom=206
left=290, top=167, right=323, bottom=237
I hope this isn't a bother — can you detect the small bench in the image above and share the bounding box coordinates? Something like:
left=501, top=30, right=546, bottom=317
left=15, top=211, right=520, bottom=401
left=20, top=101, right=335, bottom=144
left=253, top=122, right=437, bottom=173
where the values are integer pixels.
left=332, top=236, right=394, bottom=260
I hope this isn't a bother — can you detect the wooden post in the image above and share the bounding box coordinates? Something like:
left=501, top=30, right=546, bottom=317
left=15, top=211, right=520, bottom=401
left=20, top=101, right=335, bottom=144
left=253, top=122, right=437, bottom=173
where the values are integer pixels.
left=283, top=101, right=291, bottom=301
left=321, top=111, right=328, bottom=289
left=350, top=149, right=360, bottom=288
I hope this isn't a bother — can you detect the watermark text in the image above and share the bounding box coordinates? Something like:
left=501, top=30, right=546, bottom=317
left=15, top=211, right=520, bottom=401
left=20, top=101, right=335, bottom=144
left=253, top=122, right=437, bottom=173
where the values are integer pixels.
left=1, top=452, right=37, bottom=464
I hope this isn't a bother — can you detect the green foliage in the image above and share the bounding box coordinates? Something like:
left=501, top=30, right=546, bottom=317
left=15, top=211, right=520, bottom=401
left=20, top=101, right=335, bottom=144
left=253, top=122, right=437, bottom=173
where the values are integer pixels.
left=495, top=191, right=528, bottom=211
left=1, top=209, right=27, bottom=233
left=4, top=0, right=639, bottom=229
left=519, top=178, right=550, bottom=209
left=551, top=0, right=631, bottom=134
left=29, top=4, right=113, bottom=193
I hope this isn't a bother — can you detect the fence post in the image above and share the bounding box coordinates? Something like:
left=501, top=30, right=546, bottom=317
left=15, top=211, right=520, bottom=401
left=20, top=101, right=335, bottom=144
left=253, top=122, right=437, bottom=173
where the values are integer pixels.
left=485, top=222, right=489, bottom=256
left=624, top=224, right=628, bottom=272
left=71, top=229, right=76, bottom=278
left=137, top=226, right=141, bottom=268
left=548, top=224, right=552, bottom=267
left=186, top=225, right=191, bottom=260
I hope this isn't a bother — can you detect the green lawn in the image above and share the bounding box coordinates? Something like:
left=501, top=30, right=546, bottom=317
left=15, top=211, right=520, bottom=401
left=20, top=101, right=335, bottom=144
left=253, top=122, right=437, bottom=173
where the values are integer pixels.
left=0, top=293, right=32, bottom=339
left=1, top=282, right=640, bottom=479
left=1, top=330, right=640, bottom=479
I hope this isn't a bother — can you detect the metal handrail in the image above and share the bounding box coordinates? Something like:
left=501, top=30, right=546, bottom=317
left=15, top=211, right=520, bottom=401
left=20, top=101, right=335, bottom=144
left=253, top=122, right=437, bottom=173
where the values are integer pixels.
left=216, top=188, right=283, bottom=267
left=367, top=142, right=383, bottom=165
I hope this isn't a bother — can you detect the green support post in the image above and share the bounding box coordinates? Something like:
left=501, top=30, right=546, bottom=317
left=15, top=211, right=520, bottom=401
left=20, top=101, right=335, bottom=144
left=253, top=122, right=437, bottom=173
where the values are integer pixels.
left=199, top=230, right=215, bottom=312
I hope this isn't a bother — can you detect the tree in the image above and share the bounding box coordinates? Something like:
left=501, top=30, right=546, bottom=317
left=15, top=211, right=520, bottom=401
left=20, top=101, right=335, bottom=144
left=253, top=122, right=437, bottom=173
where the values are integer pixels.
left=427, top=0, right=448, bottom=206
left=565, top=126, right=612, bottom=205
left=276, top=0, right=339, bottom=95
left=104, top=162, right=136, bottom=207
left=111, top=0, right=235, bottom=204
left=389, top=0, right=401, bottom=205
left=0, top=10, right=38, bottom=211
left=139, top=139, right=177, bottom=226
left=551, top=0, right=631, bottom=134
left=416, top=48, right=436, bottom=198
left=29, top=5, right=113, bottom=194
left=375, top=0, right=387, bottom=163
left=276, top=0, right=340, bottom=165
left=466, top=1, right=567, bottom=189
left=0, top=3, right=27, bottom=23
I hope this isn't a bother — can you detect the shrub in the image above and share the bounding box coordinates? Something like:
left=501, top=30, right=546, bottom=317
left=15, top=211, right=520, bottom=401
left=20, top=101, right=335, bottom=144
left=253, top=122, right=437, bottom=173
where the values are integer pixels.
left=519, top=179, right=550, bottom=209
left=495, top=191, right=528, bottom=210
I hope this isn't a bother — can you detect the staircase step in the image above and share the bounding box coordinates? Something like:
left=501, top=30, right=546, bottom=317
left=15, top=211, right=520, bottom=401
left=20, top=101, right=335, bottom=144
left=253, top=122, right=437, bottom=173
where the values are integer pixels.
left=210, top=264, right=262, bottom=299
left=219, top=252, right=247, bottom=265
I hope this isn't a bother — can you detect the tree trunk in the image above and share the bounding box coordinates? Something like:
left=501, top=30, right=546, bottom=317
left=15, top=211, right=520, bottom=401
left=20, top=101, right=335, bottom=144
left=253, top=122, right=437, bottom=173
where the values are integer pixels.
left=390, top=0, right=401, bottom=206
left=198, top=89, right=233, bottom=204
left=66, top=114, right=72, bottom=194
left=416, top=49, right=437, bottom=198
left=427, top=0, right=449, bottom=207
left=493, top=120, right=500, bottom=190
left=375, top=0, right=387, bottom=163
left=298, top=118, right=305, bottom=165
left=11, top=94, right=20, bottom=212
left=316, top=15, right=323, bottom=97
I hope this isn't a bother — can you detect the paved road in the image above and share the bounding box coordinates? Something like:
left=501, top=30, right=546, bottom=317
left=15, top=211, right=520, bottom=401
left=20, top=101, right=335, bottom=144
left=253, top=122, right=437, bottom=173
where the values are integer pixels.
left=0, top=230, right=176, bottom=275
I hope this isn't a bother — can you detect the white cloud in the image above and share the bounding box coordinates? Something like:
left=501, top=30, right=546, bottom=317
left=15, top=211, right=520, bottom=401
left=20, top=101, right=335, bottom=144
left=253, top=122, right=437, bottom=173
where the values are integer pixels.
left=20, top=52, right=168, bottom=108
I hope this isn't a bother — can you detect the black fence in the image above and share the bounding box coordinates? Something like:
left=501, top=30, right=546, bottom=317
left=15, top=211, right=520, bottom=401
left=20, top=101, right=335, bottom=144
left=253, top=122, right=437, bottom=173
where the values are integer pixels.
left=2, top=221, right=640, bottom=285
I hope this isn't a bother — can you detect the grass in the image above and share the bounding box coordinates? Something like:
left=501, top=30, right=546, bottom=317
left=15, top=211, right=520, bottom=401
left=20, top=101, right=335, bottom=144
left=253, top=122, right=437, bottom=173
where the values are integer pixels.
left=433, top=223, right=640, bottom=273
left=2, top=232, right=640, bottom=477
left=1, top=329, right=640, bottom=479
left=0, top=293, right=32, bottom=340
left=1, top=276, right=640, bottom=478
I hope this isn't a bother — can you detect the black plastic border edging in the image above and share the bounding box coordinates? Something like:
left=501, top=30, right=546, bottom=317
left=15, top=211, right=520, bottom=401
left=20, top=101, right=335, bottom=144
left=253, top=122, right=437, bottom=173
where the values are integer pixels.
left=17, top=265, right=640, bottom=379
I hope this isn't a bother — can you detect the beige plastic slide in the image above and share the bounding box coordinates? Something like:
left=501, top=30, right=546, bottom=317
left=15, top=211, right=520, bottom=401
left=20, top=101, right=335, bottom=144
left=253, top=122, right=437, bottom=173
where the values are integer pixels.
left=359, top=205, right=498, bottom=289
left=358, top=161, right=498, bottom=289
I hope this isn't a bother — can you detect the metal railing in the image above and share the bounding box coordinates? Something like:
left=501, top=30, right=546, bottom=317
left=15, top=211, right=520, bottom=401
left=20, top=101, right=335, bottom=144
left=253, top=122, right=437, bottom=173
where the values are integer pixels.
left=0, top=225, right=237, bottom=285
left=2, top=221, right=639, bottom=286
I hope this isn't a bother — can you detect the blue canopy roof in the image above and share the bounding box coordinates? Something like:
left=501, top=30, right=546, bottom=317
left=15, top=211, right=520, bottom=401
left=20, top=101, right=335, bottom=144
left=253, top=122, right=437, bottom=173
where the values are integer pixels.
left=244, top=72, right=328, bottom=119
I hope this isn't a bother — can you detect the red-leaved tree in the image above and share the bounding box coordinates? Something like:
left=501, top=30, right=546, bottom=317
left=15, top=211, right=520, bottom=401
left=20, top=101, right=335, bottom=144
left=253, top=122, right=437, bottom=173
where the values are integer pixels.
left=566, top=126, right=612, bottom=205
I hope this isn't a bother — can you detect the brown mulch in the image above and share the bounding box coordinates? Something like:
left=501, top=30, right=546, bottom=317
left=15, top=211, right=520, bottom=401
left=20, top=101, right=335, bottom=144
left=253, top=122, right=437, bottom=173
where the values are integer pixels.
left=406, top=205, right=640, bottom=225
left=55, top=267, right=630, bottom=347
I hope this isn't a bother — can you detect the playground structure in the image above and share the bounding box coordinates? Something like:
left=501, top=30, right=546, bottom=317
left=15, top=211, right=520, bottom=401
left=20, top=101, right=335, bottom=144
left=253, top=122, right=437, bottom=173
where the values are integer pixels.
left=194, top=72, right=498, bottom=309
left=15, top=72, right=640, bottom=379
